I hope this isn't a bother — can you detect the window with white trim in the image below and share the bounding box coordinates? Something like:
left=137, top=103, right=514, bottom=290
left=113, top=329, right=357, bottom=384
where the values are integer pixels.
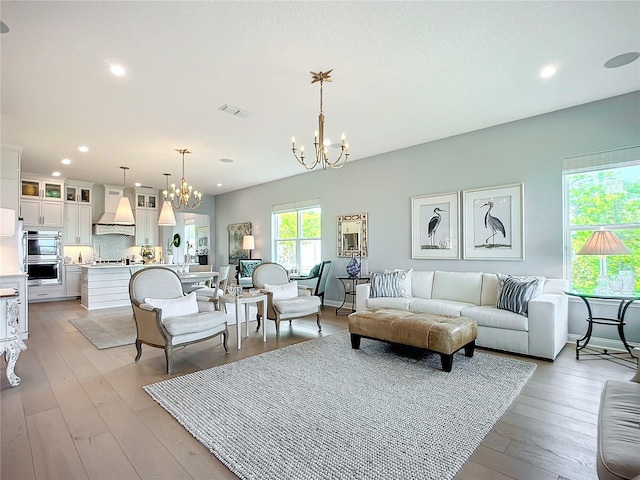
left=272, top=200, right=321, bottom=274
left=563, top=146, right=640, bottom=292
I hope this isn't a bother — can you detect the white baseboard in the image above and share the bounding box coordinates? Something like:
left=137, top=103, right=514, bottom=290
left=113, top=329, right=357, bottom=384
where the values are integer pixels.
left=566, top=333, right=639, bottom=352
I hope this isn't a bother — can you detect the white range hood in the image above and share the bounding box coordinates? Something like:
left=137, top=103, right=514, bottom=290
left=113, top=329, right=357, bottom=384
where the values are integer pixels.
left=93, top=184, right=135, bottom=235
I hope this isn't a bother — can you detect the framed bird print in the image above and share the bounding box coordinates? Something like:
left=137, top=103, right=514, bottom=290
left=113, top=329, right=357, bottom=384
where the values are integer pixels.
left=463, top=183, right=524, bottom=260
left=411, top=191, right=460, bottom=259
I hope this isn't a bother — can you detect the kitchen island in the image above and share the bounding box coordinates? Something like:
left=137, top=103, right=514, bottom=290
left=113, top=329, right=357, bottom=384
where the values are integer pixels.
left=81, top=264, right=175, bottom=310
left=81, top=264, right=216, bottom=310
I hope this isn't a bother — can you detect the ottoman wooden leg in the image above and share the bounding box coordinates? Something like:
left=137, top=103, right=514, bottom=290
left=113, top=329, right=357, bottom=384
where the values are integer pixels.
left=350, top=333, right=361, bottom=349
left=464, top=340, right=475, bottom=358
left=440, top=353, right=453, bottom=372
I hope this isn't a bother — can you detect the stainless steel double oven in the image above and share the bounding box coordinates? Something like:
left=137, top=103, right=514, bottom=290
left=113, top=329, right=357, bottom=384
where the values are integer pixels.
left=24, top=230, right=63, bottom=286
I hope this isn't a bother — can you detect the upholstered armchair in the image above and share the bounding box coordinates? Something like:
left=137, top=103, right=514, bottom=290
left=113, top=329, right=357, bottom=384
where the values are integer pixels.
left=251, top=262, right=321, bottom=338
left=293, top=260, right=331, bottom=306
left=237, top=259, right=262, bottom=288
left=129, top=267, right=228, bottom=374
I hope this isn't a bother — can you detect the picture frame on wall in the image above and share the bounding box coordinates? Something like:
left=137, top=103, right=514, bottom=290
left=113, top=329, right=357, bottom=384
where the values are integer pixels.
left=411, top=191, right=460, bottom=259
left=227, top=222, right=251, bottom=264
left=462, top=183, right=524, bottom=260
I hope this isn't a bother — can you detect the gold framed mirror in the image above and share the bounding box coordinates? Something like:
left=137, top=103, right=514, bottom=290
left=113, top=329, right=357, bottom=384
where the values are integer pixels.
left=337, top=213, right=368, bottom=257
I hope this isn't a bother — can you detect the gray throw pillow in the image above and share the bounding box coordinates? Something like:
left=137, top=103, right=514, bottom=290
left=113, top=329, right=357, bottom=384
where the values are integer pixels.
left=370, top=270, right=412, bottom=298
left=496, top=276, right=541, bottom=316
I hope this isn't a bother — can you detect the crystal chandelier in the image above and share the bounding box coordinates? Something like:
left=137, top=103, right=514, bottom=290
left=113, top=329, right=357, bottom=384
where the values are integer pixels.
left=291, top=70, right=349, bottom=170
left=166, top=149, right=202, bottom=209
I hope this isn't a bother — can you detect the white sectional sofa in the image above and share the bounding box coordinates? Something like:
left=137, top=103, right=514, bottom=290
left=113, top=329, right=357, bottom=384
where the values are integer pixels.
left=355, top=270, right=569, bottom=360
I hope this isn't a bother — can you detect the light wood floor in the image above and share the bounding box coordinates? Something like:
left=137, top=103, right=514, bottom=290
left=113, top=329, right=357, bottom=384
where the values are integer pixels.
left=1, top=300, right=636, bottom=480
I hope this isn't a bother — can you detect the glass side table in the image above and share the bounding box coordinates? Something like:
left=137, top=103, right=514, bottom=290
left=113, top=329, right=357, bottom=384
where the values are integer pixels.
left=335, top=276, right=370, bottom=315
left=565, top=290, right=639, bottom=365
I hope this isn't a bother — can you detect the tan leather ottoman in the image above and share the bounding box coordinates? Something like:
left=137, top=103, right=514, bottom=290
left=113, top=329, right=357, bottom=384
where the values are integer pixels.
left=348, top=308, right=478, bottom=372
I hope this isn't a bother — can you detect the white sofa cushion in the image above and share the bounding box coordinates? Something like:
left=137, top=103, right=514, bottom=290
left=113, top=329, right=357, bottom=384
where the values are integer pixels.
left=462, top=305, right=528, bottom=331
left=480, top=273, right=499, bottom=306
left=368, top=296, right=412, bottom=310
left=411, top=270, right=434, bottom=299
left=432, top=271, right=483, bottom=305
left=409, top=298, right=476, bottom=317
left=274, top=295, right=321, bottom=314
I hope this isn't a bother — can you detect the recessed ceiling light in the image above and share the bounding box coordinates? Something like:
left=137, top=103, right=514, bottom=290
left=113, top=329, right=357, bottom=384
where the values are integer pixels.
left=78, top=145, right=89, bottom=153
left=220, top=158, right=234, bottom=163
left=52, top=171, right=61, bottom=177
left=539, top=65, right=557, bottom=78
left=110, top=64, right=126, bottom=76
left=61, top=158, right=71, bottom=165
left=604, top=52, right=640, bottom=68
left=134, top=182, right=141, bottom=187
left=217, top=183, right=222, bottom=187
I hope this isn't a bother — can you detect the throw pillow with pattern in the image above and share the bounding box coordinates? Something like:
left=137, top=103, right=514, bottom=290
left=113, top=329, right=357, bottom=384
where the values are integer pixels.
left=496, top=276, right=541, bottom=316
left=370, top=269, right=412, bottom=298
left=495, top=273, right=545, bottom=307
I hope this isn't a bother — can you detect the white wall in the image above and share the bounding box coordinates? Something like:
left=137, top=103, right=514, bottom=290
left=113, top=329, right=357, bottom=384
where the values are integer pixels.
left=214, top=92, right=640, bottom=342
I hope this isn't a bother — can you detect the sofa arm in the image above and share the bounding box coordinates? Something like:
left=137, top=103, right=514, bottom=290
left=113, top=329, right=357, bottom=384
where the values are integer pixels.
left=355, top=283, right=371, bottom=312
left=527, top=293, right=568, bottom=359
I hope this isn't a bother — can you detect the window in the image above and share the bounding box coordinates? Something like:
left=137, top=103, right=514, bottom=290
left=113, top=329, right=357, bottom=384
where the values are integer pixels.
left=564, top=147, right=639, bottom=291
left=273, top=201, right=321, bottom=274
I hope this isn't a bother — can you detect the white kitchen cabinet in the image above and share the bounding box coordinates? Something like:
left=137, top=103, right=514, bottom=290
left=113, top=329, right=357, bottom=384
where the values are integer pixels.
left=28, top=284, right=64, bottom=302
left=127, top=187, right=160, bottom=246
left=21, top=198, right=64, bottom=228
left=135, top=208, right=159, bottom=245
left=64, top=265, right=82, bottom=297
left=65, top=182, right=93, bottom=204
left=64, top=203, right=92, bottom=245
left=21, top=177, right=64, bottom=201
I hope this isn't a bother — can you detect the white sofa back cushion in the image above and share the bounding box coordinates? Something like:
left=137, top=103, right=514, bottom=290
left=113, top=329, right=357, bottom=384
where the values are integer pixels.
left=480, top=273, right=499, bottom=306
left=543, top=278, right=569, bottom=295
left=432, top=271, right=483, bottom=305
left=411, top=270, right=434, bottom=299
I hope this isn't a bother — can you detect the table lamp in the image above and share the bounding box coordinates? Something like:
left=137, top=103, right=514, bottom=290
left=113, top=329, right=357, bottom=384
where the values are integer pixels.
left=576, top=227, right=630, bottom=293
left=243, top=235, right=255, bottom=259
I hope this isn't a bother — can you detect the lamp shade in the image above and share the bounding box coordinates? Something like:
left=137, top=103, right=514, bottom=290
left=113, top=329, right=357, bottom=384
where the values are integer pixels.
left=113, top=197, right=135, bottom=224
left=0, top=208, right=16, bottom=236
left=243, top=235, right=255, bottom=250
left=158, top=200, right=177, bottom=226
left=576, top=228, right=631, bottom=256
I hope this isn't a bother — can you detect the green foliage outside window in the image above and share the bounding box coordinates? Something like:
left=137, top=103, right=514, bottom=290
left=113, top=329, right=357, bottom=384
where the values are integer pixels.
left=567, top=166, right=640, bottom=291
left=274, top=207, right=321, bottom=271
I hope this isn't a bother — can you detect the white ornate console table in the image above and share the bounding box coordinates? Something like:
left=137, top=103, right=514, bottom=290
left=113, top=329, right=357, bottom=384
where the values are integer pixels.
left=1, top=288, right=27, bottom=386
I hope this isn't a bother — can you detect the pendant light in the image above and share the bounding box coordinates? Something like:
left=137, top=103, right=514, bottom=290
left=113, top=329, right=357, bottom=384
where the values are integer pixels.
left=158, top=173, right=177, bottom=226
left=114, top=166, right=135, bottom=224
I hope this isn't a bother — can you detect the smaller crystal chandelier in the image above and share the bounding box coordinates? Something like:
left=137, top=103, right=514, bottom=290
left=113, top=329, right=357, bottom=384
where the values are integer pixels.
left=166, top=149, right=202, bottom=209
left=291, top=69, right=349, bottom=170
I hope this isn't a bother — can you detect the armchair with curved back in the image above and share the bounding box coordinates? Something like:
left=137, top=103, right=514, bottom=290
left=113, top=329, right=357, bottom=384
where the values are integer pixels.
left=129, top=267, right=228, bottom=374
left=251, top=262, right=322, bottom=339
left=293, top=260, right=331, bottom=306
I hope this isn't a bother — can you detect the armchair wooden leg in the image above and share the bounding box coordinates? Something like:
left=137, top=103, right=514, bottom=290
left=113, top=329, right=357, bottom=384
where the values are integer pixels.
left=275, top=320, right=281, bottom=339
left=256, top=313, right=262, bottom=332
left=222, top=331, right=229, bottom=352
left=165, top=345, right=173, bottom=375
left=316, top=313, right=322, bottom=331
left=135, top=340, right=143, bottom=361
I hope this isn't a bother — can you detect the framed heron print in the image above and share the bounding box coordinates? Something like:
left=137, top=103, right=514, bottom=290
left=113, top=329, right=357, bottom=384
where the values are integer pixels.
left=463, top=183, right=524, bottom=260
left=411, top=191, right=460, bottom=259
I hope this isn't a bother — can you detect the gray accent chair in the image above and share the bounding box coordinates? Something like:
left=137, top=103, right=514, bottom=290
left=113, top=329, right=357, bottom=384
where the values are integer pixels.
left=597, top=360, right=640, bottom=480
left=252, top=262, right=322, bottom=338
left=129, top=267, right=228, bottom=374
left=294, top=260, right=331, bottom=306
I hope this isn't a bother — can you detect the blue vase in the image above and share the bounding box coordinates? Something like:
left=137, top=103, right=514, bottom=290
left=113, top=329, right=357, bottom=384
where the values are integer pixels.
left=346, top=255, right=361, bottom=277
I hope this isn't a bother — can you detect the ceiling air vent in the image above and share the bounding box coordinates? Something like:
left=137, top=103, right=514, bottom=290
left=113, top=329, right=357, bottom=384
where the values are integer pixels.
left=218, top=104, right=249, bottom=118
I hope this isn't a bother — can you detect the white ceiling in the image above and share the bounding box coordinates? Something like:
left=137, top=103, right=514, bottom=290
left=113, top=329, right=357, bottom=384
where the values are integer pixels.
left=1, top=1, right=639, bottom=195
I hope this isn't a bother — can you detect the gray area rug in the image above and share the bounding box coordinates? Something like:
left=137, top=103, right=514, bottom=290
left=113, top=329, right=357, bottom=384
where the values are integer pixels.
left=69, top=314, right=136, bottom=349
left=144, top=331, right=536, bottom=480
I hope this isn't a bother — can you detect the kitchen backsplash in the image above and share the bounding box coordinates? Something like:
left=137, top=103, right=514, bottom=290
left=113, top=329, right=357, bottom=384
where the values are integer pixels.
left=63, top=234, right=162, bottom=264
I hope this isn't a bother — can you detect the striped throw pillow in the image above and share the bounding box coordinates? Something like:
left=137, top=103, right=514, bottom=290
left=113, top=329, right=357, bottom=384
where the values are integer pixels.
left=496, top=276, right=541, bottom=316
left=495, top=273, right=545, bottom=307
left=370, top=270, right=412, bottom=298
